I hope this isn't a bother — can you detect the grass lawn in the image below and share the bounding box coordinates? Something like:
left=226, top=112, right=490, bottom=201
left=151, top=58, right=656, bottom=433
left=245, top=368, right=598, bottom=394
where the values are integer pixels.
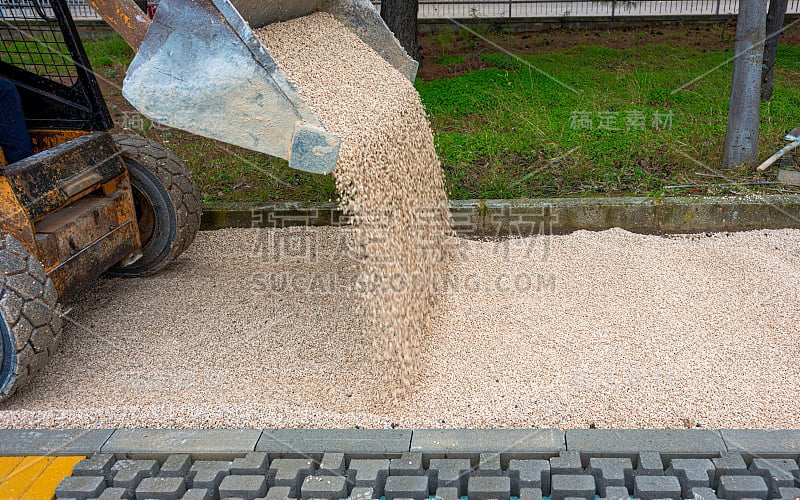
left=74, top=22, right=800, bottom=202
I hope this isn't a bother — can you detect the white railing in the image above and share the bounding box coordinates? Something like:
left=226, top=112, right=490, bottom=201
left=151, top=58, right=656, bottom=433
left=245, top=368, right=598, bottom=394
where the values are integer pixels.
left=60, top=0, right=800, bottom=21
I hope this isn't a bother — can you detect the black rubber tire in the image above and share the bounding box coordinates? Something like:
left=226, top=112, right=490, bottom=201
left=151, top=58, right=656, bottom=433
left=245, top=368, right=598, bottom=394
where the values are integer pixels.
left=0, top=233, right=63, bottom=402
left=109, top=134, right=201, bottom=276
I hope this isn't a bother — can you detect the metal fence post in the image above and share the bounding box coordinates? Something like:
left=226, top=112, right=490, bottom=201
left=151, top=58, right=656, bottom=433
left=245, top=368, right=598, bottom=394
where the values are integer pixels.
left=612, top=0, right=616, bottom=18
left=716, top=0, right=721, bottom=15
left=508, top=0, right=512, bottom=18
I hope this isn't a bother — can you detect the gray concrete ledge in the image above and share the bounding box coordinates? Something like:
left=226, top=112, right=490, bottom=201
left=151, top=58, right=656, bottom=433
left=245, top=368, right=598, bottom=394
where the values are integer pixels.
left=410, top=429, right=565, bottom=459
left=566, top=429, right=727, bottom=461
left=2, top=429, right=799, bottom=460
left=256, top=429, right=412, bottom=458
left=201, top=195, right=800, bottom=237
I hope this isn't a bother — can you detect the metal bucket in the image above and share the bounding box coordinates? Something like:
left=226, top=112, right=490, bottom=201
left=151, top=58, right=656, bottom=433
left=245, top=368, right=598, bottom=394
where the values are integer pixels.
left=121, top=0, right=417, bottom=174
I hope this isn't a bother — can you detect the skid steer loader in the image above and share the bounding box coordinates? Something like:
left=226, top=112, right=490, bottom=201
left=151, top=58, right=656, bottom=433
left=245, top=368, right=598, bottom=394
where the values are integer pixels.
left=0, top=0, right=415, bottom=400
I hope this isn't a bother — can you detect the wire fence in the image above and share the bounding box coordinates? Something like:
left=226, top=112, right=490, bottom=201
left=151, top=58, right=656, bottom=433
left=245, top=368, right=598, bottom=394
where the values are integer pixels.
left=5, top=0, right=800, bottom=21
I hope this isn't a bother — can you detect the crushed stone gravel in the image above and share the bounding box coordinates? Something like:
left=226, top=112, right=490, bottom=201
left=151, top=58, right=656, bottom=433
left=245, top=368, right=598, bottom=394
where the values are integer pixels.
left=255, top=13, right=452, bottom=396
left=0, top=226, right=798, bottom=429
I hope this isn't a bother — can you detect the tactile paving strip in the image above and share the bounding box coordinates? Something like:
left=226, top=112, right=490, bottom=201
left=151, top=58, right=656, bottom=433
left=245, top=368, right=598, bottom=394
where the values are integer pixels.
left=48, top=450, right=800, bottom=500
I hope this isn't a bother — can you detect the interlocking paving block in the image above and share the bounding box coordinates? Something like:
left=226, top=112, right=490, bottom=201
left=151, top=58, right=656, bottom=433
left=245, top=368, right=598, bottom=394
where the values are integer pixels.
left=229, top=452, right=270, bottom=476
left=551, top=474, right=596, bottom=500
left=257, top=429, right=411, bottom=455
left=476, top=453, right=503, bottom=476
left=389, top=453, right=424, bottom=476
left=348, top=459, right=389, bottom=492
left=72, top=454, right=116, bottom=481
left=749, top=458, right=799, bottom=497
left=55, top=475, right=106, bottom=499
left=349, top=486, right=375, bottom=500
left=429, top=458, right=471, bottom=493
left=95, top=487, right=131, bottom=500
left=776, top=486, right=800, bottom=500
left=218, top=474, right=268, bottom=500
left=717, top=475, right=769, bottom=500
left=318, top=453, right=345, bottom=475
left=519, top=487, right=544, bottom=500
left=567, top=430, right=725, bottom=459
left=666, top=458, right=715, bottom=497
left=551, top=451, right=583, bottom=475
left=509, top=459, right=550, bottom=496
left=383, top=475, right=429, bottom=500
left=262, top=486, right=293, bottom=500
left=713, top=452, right=750, bottom=485
left=434, top=486, right=459, bottom=500
left=112, top=459, right=158, bottom=491
left=587, top=457, right=634, bottom=495
left=180, top=489, right=212, bottom=500
left=601, top=485, right=631, bottom=500
left=633, top=474, right=682, bottom=500
left=721, top=430, right=800, bottom=459
left=187, top=460, right=231, bottom=492
left=410, top=429, right=564, bottom=457
left=300, top=475, right=348, bottom=499
left=269, top=458, right=315, bottom=496
left=0, top=429, right=113, bottom=455
left=103, top=430, right=262, bottom=457
left=691, top=486, right=720, bottom=500
left=135, top=476, right=187, bottom=499
left=159, top=455, right=192, bottom=478
left=467, top=475, right=511, bottom=500
left=636, top=452, right=664, bottom=476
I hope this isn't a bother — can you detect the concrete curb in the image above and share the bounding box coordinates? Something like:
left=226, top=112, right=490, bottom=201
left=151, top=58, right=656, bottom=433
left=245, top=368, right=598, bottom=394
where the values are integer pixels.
left=200, top=195, right=800, bottom=237
left=2, top=429, right=800, bottom=460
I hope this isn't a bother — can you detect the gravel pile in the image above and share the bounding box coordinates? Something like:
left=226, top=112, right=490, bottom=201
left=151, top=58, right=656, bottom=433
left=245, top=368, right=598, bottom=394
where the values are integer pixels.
left=1, top=227, right=798, bottom=429
left=255, top=13, right=452, bottom=396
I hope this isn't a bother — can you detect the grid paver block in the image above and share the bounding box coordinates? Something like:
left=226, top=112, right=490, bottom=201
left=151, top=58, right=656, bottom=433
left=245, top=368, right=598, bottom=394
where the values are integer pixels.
left=691, top=486, right=720, bottom=500
left=268, top=458, right=315, bottom=496
left=587, top=457, right=634, bottom=495
left=349, top=486, right=375, bottom=500
left=262, top=486, right=293, bottom=500
left=636, top=452, right=664, bottom=476
left=477, top=453, right=503, bottom=476
left=633, top=474, right=681, bottom=500
left=180, top=488, right=212, bottom=500
left=300, top=474, right=348, bottom=500
left=467, top=475, right=511, bottom=500
left=509, top=459, right=550, bottom=495
left=72, top=454, right=116, bottom=482
left=551, top=451, right=583, bottom=475
left=188, top=461, right=231, bottom=492
left=776, top=487, right=800, bottom=500
left=551, top=474, right=596, bottom=500
left=519, top=487, right=543, bottom=500
left=749, top=459, right=799, bottom=498
left=713, top=453, right=750, bottom=485
left=135, top=476, right=187, bottom=499
left=348, top=459, right=389, bottom=492
left=95, top=487, right=131, bottom=500
left=389, top=453, right=424, bottom=476
left=666, top=458, right=715, bottom=497
left=601, top=485, right=631, bottom=500
left=717, top=475, right=769, bottom=500
left=383, top=475, right=429, bottom=500
left=112, top=459, right=159, bottom=491
left=318, top=453, right=345, bottom=474
left=429, top=458, right=471, bottom=493
left=434, top=486, right=459, bottom=500
left=160, top=455, right=192, bottom=478
left=218, top=474, right=268, bottom=500
left=55, top=475, right=106, bottom=499
left=230, top=452, right=270, bottom=476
